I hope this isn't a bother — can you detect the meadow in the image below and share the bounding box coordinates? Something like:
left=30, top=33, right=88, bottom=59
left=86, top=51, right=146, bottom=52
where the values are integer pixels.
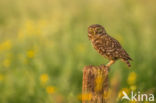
left=0, top=0, right=155, bottom=103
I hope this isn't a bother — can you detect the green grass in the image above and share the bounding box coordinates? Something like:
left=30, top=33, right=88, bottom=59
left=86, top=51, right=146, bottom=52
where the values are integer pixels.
left=0, top=0, right=155, bottom=103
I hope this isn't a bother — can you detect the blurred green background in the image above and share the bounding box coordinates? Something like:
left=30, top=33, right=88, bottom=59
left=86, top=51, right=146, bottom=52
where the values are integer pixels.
left=0, top=0, right=155, bottom=103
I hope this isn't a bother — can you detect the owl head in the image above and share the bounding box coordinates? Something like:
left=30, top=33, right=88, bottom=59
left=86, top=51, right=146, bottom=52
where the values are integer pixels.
left=88, top=24, right=106, bottom=36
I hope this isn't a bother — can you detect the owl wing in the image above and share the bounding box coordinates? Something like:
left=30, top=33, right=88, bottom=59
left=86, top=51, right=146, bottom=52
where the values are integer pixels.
left=103, top=35, right=132, bottom=60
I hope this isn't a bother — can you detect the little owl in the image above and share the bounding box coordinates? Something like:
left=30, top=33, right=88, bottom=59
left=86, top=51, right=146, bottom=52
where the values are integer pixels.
left=88, top=24, right=132, bottom=67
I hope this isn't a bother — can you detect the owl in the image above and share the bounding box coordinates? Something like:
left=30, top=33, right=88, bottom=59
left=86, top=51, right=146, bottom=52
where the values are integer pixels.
left=88, top=24, right=132, bottom=67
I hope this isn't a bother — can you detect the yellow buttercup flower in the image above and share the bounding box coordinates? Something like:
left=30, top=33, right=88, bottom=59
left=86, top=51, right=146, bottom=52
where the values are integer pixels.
left=127, top=72, right=137, bottom=85
left=46, top=86, right=55, bottom=94
left=27, top=50, right=35, bottom=58
left=0, top=40, right=12, bottom=51
left=40, top=74, right=48, bottom=84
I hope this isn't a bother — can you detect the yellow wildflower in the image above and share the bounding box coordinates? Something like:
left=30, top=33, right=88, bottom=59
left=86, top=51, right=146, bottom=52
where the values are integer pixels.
left=127, top=72, right=137, bottom=85
left=40, top=74, right=48, bottom=84
left=77, top=93, right=92, bottom=101
left=0, top=40, right=12, bottom=51
left=46, top=86, right=55, bottom=94
left=27, top=50, right=35, bottom=58
left=3, top=59, right=10, bottom=68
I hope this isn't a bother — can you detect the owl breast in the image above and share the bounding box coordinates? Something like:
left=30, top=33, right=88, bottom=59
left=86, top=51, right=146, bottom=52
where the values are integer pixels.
left=90, top=34, right=117, bottom=60
left=91, top=35, right=107, bottom=56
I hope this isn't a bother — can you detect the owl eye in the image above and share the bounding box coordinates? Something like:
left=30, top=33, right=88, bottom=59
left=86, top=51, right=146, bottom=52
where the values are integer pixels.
left=96, top=28, right=103, bottom=34
left=89, top=28, right=94, bottom=33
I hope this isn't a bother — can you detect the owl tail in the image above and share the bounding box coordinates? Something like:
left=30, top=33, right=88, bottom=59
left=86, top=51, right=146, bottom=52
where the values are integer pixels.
left=122, top=59, right=131, bottom=67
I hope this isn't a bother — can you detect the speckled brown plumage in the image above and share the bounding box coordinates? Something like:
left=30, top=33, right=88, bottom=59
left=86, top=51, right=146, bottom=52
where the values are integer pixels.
left=88, top=24, right=132, bottom=67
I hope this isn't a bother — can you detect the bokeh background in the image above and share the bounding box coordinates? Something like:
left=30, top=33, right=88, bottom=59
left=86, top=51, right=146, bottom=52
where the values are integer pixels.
left=0, top=0, right=155, bottom=103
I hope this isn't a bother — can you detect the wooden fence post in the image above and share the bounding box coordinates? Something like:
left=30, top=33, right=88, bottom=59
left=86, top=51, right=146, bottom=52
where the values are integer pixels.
left=82, top=65, right=109, bottom=103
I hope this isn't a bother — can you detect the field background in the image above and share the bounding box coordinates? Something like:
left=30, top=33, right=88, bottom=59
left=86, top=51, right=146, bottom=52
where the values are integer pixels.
left=0, top=0, right=155, bottom=103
